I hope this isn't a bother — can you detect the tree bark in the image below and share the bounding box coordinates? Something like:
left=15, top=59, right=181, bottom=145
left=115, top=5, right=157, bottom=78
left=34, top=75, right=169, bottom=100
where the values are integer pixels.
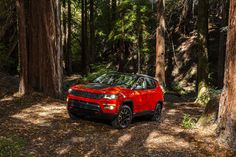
left=137, top=1, right=143, bottom=74
left=155, top=0, right=166, bottom=87
left=197, top=0, right=209, bottom=98
left=177, top=0, right=193, bottom=34
left=217, top=0, right=229, bottom=89
left=62, top=0, right=68, bottom=74
left=217, top=0, right=236, bottom=149
left=66, top=0, right=72, bottom=74
left=17, top=0, right=63, bottom=98
left=81, top=0, right=89, bottom=75
left=89, top=0, right=95, bottom=64
left=16, top=0, right=29, bottom=95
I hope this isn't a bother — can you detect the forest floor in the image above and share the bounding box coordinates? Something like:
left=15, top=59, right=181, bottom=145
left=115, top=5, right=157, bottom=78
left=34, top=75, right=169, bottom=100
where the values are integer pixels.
left=0, top=73, right=236, bottom=157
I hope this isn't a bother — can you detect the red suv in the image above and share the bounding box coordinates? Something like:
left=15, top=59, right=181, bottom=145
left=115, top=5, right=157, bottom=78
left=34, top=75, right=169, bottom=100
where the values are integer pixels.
left=67, top=72, right=164, bottom=129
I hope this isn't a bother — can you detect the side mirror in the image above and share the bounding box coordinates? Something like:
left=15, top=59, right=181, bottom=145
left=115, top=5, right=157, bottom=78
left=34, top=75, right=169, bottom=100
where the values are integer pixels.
left=135, top=85, right=143, bottom=90
left=131, top=84, right=142, bottom=90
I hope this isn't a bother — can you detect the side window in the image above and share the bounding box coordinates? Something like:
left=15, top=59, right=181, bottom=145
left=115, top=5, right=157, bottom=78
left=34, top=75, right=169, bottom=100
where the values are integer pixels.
left=146, top=78, right=156, bottom=89
left=134, top=78, right=147, bottom=90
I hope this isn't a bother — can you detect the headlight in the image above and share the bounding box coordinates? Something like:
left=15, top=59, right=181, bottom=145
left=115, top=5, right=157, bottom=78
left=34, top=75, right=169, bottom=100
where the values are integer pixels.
left=68, top=88, right=73, bottom=94
left=103, top=94, right=119, bottom=100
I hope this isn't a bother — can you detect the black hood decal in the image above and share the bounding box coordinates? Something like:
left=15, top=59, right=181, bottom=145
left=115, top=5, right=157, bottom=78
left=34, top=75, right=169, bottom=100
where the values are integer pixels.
left=83, top=83, right=112, bottom=90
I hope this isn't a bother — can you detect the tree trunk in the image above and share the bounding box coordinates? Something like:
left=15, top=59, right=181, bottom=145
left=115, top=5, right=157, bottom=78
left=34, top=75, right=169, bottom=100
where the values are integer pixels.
left=81, top=0, right=89, bottom=75
left=89, top=0, right=95, bottom=64
left=66, top=0, right=72, bottom=74
left=217, top=0, right=236, bottom=149
left=137, top=1, right=143, bottom=74
left=17, top=0, right=63, bottom=98
left=177, top=0, right=193, bottom=34
left=197, top=0, right=209, bottom=98
left=62, top=0, right=68, bottom=74
left=16, top=0, right=29, bottom=95
left=155, top=0, right=166, bottom=87
left=217, top=0, right=229, bottom=89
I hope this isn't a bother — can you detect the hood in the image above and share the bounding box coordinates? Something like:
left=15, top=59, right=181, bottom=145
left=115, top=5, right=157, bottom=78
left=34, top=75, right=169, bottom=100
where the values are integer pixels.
left=73, top=83, right=125, bottom=94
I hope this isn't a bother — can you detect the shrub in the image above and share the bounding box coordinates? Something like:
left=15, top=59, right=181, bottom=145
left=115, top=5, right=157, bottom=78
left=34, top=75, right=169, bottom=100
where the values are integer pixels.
left=0, top=136, right=25, bottom=157
left=182, top=114, right=197, bottom=129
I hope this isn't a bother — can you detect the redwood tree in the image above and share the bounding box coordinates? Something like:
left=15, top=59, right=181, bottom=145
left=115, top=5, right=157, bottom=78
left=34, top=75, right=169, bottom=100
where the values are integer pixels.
left=197, top=0, right=209, bottom=98
left=81, top=0, right=89, bottom=75
left=16, top=0, right=63, bottom=98
left=155, top=0, right=166, bottom=87
left=218, top=0, right=236, bottom=149
left=89, top=0, right=95, bottom=64
left=217, top=0, right=229, bottom=89
left=66, top=0, right=72, bottom=74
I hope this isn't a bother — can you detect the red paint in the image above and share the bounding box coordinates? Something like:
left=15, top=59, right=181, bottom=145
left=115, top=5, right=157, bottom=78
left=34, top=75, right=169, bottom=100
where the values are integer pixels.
left=67, top=81, right=164, bottom=115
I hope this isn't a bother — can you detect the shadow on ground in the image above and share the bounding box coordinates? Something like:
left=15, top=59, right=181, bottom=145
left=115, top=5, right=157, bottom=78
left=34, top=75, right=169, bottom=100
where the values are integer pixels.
left=0, top=93, right=235, bottom=157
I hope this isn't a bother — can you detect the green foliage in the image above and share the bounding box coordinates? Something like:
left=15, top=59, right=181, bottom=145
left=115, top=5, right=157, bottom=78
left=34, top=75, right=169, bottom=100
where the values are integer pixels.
left=182, top=114, right=197, bottom=129
left=171, top=82, right=185, bottom=94
left=196, top=87, right=221, bottom=106
left=0, top=136, right=26, bottom=157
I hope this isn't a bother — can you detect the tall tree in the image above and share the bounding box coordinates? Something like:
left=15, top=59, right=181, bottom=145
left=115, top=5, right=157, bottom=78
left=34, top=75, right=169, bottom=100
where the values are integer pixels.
left=62, top=0, right=67, bottom=73
left=16, top=0, right=63, bottom=98
left=81, top=0, right=89, bottom=75
left=217, top=0, right=236, bottom=149
left=62, top=0, right=72, bottom=75
left=155, top=0, right=166, bottom=87
left=89, top=0, right=95, bottom=64
left=197, top=0, right=209, bottom=98
left=217, top=0, right=229, bottom=89
left=177, top=0, right=193, bottom=34
left=66, top=0, right=72, bottom=74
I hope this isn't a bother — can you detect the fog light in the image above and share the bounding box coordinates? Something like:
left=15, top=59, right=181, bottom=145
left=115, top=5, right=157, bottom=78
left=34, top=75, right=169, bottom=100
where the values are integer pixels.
left=103, top=103, right=116, bottom=110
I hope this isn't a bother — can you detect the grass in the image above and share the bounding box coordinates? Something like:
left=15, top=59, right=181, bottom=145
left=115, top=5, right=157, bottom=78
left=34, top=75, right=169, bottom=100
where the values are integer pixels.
left=182, top=114, right=197, bottom=129
left=0, top=136, right=26, bottom=157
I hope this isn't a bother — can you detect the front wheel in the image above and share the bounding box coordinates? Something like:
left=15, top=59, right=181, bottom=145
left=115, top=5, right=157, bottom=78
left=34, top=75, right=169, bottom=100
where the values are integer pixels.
left=112, top=105, right=132, bottom=129
left=151, top=103, right=162, bottom=122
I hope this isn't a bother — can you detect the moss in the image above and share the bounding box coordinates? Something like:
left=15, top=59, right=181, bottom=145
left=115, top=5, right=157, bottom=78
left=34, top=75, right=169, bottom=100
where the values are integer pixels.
left=197, top=94, right=220, bottom=127
left=195, top=87, right=221, bottom=106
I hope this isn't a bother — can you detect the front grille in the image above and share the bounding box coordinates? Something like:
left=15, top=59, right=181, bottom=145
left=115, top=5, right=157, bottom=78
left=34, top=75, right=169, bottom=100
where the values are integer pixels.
left=70, top=90, right=104, bottom=99
left=69, top=100, right=101, bottom=112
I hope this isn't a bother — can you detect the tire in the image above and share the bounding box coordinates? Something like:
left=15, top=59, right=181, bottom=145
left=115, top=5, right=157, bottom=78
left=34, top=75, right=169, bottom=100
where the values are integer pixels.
left=68, top=110, right=80, bottom=120
left=151, top=103, right=162, bottom=122
left=112, top=105, right=132, bottom=129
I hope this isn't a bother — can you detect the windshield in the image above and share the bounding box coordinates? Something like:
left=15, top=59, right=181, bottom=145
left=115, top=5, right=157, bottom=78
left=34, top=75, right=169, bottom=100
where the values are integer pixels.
left=92, top=73, right=138, bottom=88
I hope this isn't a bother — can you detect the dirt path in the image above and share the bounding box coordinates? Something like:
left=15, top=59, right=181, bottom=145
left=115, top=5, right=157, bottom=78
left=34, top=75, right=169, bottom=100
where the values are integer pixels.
left=0, top=93, right=235, bottom=157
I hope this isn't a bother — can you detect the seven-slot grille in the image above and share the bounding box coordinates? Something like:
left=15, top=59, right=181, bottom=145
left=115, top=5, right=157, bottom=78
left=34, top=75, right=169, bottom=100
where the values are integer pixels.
left=70, top=89, right=104, bottom=99
left=69, top=100, right=101, bottom=112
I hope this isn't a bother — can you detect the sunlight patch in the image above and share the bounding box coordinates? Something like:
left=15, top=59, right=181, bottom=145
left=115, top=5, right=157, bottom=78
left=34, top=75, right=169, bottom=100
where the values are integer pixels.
left=145, top=131, right=190, bottom=148
left=11, top=102, right=66, bottom=125
left=113, top=134, right=132, bottom=147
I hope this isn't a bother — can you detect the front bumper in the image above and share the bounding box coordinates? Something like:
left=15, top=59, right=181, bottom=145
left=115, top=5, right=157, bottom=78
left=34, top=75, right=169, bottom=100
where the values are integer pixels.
left=67, top=99, right=117, bottom=120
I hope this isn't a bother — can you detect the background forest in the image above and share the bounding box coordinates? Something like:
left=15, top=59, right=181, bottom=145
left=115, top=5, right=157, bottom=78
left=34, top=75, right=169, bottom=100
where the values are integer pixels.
left=0, top=0, right=236, bottom=156
left=0, top=0, right=229, bottom=93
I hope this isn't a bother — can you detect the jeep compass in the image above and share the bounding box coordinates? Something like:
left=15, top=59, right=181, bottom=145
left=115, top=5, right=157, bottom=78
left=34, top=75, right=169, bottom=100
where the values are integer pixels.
left=67, top=72, right=164, bottom=129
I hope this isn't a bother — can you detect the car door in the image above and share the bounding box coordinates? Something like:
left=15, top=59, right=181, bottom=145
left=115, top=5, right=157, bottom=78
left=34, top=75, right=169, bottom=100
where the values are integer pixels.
left=145, top=78, right=158, bottom=111
left=131, top=77, right=149, bottom=113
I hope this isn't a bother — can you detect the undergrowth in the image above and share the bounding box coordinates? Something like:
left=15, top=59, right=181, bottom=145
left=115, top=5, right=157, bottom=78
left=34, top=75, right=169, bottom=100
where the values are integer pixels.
left=0, top=136, right=26, bottom=157
left=182, top=114, right=197, bottom=129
